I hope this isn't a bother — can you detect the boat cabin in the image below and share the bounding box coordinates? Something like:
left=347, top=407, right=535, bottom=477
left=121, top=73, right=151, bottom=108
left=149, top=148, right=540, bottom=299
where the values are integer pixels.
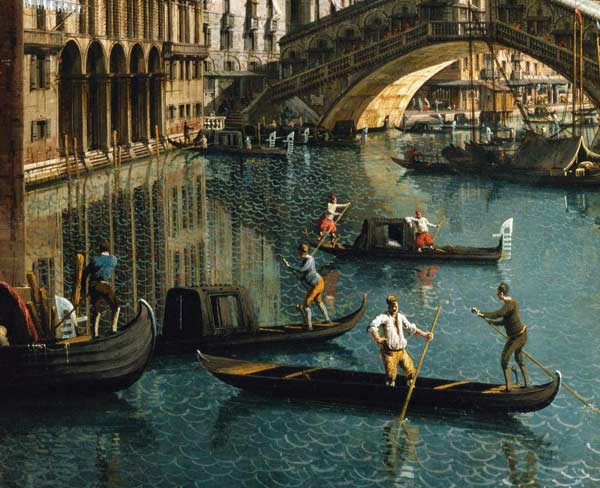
left=352, top=218, right=421, bottom=251
left=162, top=285, right=257, bottom=340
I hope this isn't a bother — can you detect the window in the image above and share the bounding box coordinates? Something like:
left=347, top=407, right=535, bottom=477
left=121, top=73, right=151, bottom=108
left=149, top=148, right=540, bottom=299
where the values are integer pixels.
left=30, top=55, right=50, bottom=90
left=36, top=7, right=46, bottom=29
left=194, top=61, right=201, bottom=79
left=265, top=34, right=274, bottom=52
left=203, top=24, right=211, bottom=47
left=225, top=60, right=235, bottom=71
left=194, top=103, right=201, bottom=117
left=186, top=104, right=191, bottom=117
left=223, top=0, right=230, bottom=13
left=170, top=61, right=176, bottom=80
left=179, top=61, right=185, bottom=79
left=31, top=119, right=51, bottom=142
left=181, top=186, right=188, bottom=230
left=210, top=294, right=242, bottom=330
left=168, top=105, right=176, bottom=119
left=179, top=105, right=185, bottom=118
left=220, top=30, right=232, bottom=50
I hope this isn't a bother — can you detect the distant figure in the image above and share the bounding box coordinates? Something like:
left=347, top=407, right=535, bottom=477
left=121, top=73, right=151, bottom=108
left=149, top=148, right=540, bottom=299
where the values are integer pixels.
left=81, top=240, right=118, bottom=336
left=245, top=135, right=253, bottom=150
left=199, top=133, right=208, bottom=149
left=471, top=282, right=529, bottom=392
left=368, top=295, right=433, bottom=387
left=486, top=125, right=493, bottom=143
left=318, top=194, right=350, bottom=246
left=405, top=209, right=437, bottom=252
left=282, top=244, right=330, bottom=330
left=183, top=120, right=191, bottom=144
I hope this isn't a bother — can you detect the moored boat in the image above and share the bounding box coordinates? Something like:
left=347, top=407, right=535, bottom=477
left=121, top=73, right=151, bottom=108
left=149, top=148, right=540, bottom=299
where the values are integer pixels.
left=305, top=218, right=513, bottom=262
left=198, top=352, right=561, bottom=414
left=391, top=155, right=454, bottom=174
left=157, top=285, right=367, bottom=354
left=0, top=299, right=156, bottom=395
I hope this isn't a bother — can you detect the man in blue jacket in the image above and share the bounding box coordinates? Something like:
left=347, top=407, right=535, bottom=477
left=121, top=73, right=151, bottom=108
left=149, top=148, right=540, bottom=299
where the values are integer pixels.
left=81, top=240, right=118, bottom=336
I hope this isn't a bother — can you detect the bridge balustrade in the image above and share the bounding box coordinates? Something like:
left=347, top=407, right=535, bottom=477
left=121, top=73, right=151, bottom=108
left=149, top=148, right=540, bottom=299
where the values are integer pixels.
left=270, top=20, right=600, bottom=103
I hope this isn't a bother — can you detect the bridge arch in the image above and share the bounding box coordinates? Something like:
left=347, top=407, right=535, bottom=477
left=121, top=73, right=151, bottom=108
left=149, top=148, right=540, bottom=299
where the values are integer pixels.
left=313, top=25, right=600, bottom=129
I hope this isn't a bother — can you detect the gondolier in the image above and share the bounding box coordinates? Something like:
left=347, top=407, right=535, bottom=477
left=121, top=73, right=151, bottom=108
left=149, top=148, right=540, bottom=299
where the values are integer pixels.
left=318, top=194, right=350, bottom=246
left=471, top=282, right=530, bottom=392
left=282, top=244, right=330, bottom=330
left=405, top=209, right=437, bottom=251
left=81, top=240, right=118, bottom=336
left=368, top=295, right=433, bottom=387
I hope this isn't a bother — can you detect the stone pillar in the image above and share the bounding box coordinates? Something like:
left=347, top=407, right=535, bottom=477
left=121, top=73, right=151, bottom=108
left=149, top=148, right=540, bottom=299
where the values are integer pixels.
left=145, top=75, right=152, bottom=140
left=78, top=77, right=89, bottom=151
left=104, top=75, right=112, bottom=150
left=0, top=0, right=25, bottom=285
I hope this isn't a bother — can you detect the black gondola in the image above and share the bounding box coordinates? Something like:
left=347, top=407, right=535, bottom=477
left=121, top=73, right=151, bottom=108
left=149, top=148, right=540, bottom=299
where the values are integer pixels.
left=198, top=352, right=561, bottom=414
left=390, top=156, right=455, bottom=174
left=0, top=299, right=156, bottom=395
left=157, top=286, right=367, bottom=354
left=305, top=218, right=513, bottom=262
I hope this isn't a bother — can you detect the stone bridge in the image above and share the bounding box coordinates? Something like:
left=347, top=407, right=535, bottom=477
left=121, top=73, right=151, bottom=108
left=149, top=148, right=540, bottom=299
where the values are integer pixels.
left=247, top=0, right=600, bottom=129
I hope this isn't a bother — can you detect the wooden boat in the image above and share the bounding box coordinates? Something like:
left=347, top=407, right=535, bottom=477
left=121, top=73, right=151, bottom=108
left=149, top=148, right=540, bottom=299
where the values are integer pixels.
left=366, top=115, right=390, bottom=133
left=156, top=285, right=367, bottom=354
left=390, top=155, right=454, bottom=174
left=0, top=299, right=156, bottom=395
left=198, top=352, right=561, bottom=414
left=305, top=218, right=513, bottom=262
left=395, top=121, right=453, bottom=135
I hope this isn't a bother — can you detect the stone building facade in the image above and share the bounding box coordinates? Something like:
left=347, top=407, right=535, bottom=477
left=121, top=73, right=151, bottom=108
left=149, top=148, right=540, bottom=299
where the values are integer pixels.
left=23, top=0, right=207, bottom=166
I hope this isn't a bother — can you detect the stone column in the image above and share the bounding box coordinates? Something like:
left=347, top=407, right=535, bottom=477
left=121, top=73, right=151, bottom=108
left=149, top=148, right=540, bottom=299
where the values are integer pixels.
left=78, top=76, right=89, bottom=151
left=144, top=75, right=152, bottom=140
left=0, top=0, right=25, bottom=285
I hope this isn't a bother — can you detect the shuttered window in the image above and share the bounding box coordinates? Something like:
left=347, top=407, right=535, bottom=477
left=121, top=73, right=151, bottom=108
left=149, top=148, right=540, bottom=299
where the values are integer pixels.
left=31, top=119, right=51, bottom=142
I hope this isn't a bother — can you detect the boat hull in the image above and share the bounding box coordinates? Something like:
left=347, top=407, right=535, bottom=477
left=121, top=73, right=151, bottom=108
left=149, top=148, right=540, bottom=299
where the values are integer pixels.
left=157, top=294, right=367, bottom=354
left=199, top=353, right=561, bottom=414
left=0, top=300, right=156, bottom=395
left=391, top=156, right=455, bottom=174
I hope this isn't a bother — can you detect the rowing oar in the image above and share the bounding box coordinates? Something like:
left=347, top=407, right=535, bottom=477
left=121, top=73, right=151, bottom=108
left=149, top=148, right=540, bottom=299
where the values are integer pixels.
left=432, top=216, right=445, bottom=242
left=399, top=304, right=442, bottom=422
left=476, top=314, right=600, bottom=415
left=310, top=202, right=352, bottom=257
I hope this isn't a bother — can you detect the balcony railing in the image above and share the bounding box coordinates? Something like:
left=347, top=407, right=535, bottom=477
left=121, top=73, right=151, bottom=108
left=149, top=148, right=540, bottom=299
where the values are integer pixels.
left=203, top=116, right=226, bottom=131
left=163, top=42, right=209, bottom=58
left=222, top=13, right=235, bottom=29
left=24, top=29, right=64, bottom=52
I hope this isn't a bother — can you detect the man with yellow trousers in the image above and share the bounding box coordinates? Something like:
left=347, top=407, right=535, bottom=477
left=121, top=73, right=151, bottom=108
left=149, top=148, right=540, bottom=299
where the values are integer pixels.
left=368, top=295, right=433, bottom=387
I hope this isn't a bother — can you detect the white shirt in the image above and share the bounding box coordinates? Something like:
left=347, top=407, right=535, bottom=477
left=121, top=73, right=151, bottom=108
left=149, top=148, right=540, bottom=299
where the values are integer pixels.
left=405, top=216, right=436, bottom=234
left=326, top=202, right=347, bottom=220
left=368, top=312, right=418, bottom=351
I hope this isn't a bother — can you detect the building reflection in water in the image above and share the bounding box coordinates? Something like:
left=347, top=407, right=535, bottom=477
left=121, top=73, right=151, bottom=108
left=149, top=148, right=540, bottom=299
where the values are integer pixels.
left=25, top=154, right=282, bottom=331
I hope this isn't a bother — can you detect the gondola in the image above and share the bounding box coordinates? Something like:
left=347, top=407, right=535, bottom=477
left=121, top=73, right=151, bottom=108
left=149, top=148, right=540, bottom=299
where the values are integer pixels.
left=168, top=138, right=290, bottom=159
left=305, top=218, right=513, bottom=262
left=390, top=156, right=455, bottom=174
left=0, top=299, right=156, bottom=395
left=197, top=352, right=561, bottom=414
left=157, top=286, right=367, bottom=354
left=394, top=121, right=453, bottom=135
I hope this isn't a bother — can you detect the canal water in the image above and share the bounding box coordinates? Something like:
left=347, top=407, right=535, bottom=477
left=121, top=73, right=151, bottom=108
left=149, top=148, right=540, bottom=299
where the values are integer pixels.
left=10, top=132, right=600, bottom=487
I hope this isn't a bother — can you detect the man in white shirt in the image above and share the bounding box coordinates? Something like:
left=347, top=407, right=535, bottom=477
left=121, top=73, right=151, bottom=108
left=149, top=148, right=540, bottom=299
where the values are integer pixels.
left=405, top=209, right=437, bottom=252
left=368, top=295, right=433, bottom=387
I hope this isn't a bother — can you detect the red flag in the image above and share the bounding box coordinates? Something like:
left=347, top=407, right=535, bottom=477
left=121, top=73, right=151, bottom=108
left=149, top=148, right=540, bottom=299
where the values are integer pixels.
left=575, top=7, right=583, bottom=25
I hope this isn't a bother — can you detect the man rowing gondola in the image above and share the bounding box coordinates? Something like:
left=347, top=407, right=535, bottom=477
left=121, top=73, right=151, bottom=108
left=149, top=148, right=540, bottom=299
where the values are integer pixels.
left=317, top=194, right=350, bottom=246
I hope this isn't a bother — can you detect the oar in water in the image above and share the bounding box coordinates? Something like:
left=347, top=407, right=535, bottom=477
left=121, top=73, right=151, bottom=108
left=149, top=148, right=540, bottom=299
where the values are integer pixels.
left=310, top=202, right=352, bottom=257
left=474, top=313, right=600, bottom=415
left=399, top=304, right=442, bottom=422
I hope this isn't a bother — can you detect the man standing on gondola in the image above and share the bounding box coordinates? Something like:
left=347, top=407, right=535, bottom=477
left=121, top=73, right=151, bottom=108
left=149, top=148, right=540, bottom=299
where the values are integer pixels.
left=405, top=209, right=437, bottom=252
left=471, top=282, right=530, bottom=392
left=317, top=194, right=350, bottom=246
left=81, top=240, right=118, bottom=337
left=368, top=295, right=433, bottom=387
left=282, top=244, right=330, bottom=330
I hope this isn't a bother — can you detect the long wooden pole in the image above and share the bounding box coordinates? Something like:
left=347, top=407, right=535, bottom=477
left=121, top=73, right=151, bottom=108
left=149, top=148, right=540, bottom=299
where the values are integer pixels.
left=432, top=217, right=445, bottom=242
left=573, top=15, right=578, bottom=136
left=310, top=203, right=351, bottom=257
left=399, top=305, right=442, bottom=422
left=479, top=316, right=599, bottom=415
